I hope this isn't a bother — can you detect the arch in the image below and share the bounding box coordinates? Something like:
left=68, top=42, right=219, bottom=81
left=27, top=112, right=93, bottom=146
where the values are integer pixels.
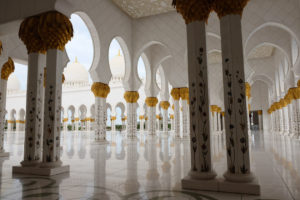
left=250, top=74, right=274, bottom=95
left=109, top=36, right=131, bottom=81
left=248, top=42, right=291, bottom=70
left=115, top=102, right=125, bottom=116
left=18, top=108, right=25, bottom=120
left=73, top=11, right=100, bottom=74
left=79, top=105, right=87, bottom=119
left=10, top=109, right=16, bottom=120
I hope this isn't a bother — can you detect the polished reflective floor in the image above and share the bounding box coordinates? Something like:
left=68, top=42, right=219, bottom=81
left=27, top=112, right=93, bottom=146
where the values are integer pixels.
left=0, top=130, right=300, bottom=200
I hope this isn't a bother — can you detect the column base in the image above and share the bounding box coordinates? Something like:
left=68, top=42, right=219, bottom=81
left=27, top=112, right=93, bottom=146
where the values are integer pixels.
left=13, top=165, right=69, bottom=176
left=182, top=176, right=260, bottom=195
left=0, top=152, right=9, bottom=157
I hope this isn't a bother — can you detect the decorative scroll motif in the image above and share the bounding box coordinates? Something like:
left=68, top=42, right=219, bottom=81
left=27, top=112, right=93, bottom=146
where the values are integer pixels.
left=171, top=88, right=180, bottom=100
left=172, top=0, right=213, bottom=23
left=124, top=91, right=139, bottom=103
left=91, top=82, right=110, bottom=98
left=38, top=11, right=73, bottom=51
left=1, top=57, right=15, bottom=80
left=213, top=0, right=250, bottom=18
left=160, top=101, right=170, bottom=110
left=145, top=97, right=158, bottom=107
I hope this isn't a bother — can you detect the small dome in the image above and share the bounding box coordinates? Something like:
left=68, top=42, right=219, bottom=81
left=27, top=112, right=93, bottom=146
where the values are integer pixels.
left=109, top=50, right=125, bottom=78
left=64, top=58, right=89, bottom=83
left=7, top=73, right=20, bottom=91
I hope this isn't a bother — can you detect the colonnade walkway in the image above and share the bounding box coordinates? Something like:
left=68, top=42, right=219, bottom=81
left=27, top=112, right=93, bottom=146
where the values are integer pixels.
left=0, top=131, right=299, bottom=199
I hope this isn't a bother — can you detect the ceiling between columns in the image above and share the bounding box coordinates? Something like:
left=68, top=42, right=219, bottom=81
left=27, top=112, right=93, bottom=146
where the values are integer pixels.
left=111, top=0, right=174, bottom=18
left=248, top=45, right=275, bottom=59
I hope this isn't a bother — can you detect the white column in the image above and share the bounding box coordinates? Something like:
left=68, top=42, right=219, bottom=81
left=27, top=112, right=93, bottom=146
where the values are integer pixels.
left=95, top=97, right=107, bottom=141
left=181, top=98, right=188, bottom=138
left=258, top=111, right=263, bottom=131
left=219, top=14, right=256, bottom=184
left=7, top=121, right=14, bottom=132
left=217, top=112, right=222, bottom=133
left=162, top=109, right=168, bottom=133
left=111, top=118, right=116, bottom=132
left=287, top=104, right=293, bottom=135
left=174, top=99, right=180, bottom=138
left=171, top=115, right=175, bottom=131
left=127, top=102, right=137, bottom=138
left=282, top=104, right=289, bottom=135
left=0, top=58, right=14, bottom=157
left=182, top=21, right=216, bottom=184
left=147, top=106, right=156, bottom=135
left=295, top=99, right=300, bottom=139
left=22, top=53, right=45, bottom=165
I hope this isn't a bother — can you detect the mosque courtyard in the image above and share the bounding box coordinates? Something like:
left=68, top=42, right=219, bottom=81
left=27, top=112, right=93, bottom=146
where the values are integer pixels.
left=0, top=130, right=299, bottom=200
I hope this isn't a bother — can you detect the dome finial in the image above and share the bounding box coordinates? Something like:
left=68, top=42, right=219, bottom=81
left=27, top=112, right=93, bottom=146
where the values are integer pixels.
left=75, top=56, right=78, bottom=63
left=118, top=49, right=121, bottom=56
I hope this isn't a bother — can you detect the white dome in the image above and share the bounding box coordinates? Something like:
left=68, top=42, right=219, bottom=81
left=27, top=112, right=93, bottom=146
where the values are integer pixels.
left=64, top=58, right=89, bottom=83
left=109, top=50, right=125, bottom=78
left=7, top=73, right=20, bottom=91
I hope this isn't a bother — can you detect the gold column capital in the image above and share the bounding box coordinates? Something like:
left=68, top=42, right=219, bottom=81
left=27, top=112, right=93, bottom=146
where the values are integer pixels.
left=257, top=110, right=262, bottom=115
left=145, top=97, right=158, bottom=107
left=172, top=0, right=213, bottom=23
left=171, top=88, right=181, bottom=100
left=124, top=91, right=139, bottom=103
left=91, top=82, right=110, bottom=98
left=111, top=116, right=116, bottom=121
left=213, top=0, right=250, bottom=18
left=1, top=57, right=15, bottom=80
left=245, top=82, right=251, bottom=99
left=180, top=87, right=189, bottom=100
left=170, top=114, right=174, bottom=119
left=139, top=115, right=144, bottom=120
left=19, top=15, right=46, bottom=54
left=160, top=101, right=170, bottom=110
left=63, top=118, right=68, bottom=122
left=38, top=11, right=73, bottom=51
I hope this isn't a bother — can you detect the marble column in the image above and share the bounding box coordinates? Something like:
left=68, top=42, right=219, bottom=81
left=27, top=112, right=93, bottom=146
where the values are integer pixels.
left=7, top=120, right=14, bottom=132
left=111, top=116, right=116, bottom=132
left=0, top=58, right=14, bottom=157
left=124, top=91, right=139, bottom=139
left=217, top=112, right=222, bottom=133
left=221, top=112, right=225, bottom=133
left=180, top=88, right=189, bottom=138
left=170, top=115, right=174, bottom=131
left=91, top=82, right=110, bottom=142
left=171, top=89, right=181, bottom=138
left=22, top=52, right=45, bottom=166
left=257, top=111, right=263, bottom=131
left=75, top=118, right=79, bottom=131
left=146, top=97, right=158, bottom=136
left=291, top=87, right=300, bottom=138
left=160, top=101, right=170, bottom=134
left=245, top=83, right=251, bottom=132
left=63, top=118, right=68, bottom=131
left=139, top=116, right=144, bottom=132
left=215, top=7, right=258, bottom=187
left=182, top=21, right=216, bottom=186
left=280, top=99, right=289, bottom=135
left=121, top=117, right=126, bottom=131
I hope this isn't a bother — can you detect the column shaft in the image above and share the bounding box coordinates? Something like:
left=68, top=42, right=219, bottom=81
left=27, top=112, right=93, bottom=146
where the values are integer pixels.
left=127, top=103, right=137, bottom=138
left=182, top=99, right=188, bottom=138
left=42, top=49, right=63, bottom=166
left=220, top=15, right=253, bottom=181
left=186, top=21, right=215, bottom=178
left=95, top=97, right=106, bottom=141
left=0, top=79, right=7, bottom=154
left=22, top=53, right=45, bottom=165
left=148, top=106, right=156, bottom=135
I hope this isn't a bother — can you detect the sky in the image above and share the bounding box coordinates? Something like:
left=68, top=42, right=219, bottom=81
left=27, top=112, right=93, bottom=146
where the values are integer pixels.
left=14, top=14, right=146, bottom=90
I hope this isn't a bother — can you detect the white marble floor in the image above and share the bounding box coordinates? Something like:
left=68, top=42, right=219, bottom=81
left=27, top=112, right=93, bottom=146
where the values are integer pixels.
left=0, top=130, right=299, bottom=200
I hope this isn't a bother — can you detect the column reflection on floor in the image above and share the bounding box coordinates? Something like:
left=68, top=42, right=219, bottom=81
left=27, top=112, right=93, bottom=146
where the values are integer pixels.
left=0, top=130, right=300, bottom=199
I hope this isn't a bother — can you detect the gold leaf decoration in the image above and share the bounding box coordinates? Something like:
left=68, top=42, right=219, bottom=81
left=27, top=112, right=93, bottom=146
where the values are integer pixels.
left=38, top=11, right=73, bottom=51
left=145, top=97, right=158, bottom=107
left=160, top=101, right=170, bottom=110
left=124, top=91, right=139, bottom=103
left=1, top=57, right=15, bottom=80
left=213, top=0, right=250, bottom=18
left=171, top=88, right=181, bottom=100
left=91, top=82, right=110, bottom=98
